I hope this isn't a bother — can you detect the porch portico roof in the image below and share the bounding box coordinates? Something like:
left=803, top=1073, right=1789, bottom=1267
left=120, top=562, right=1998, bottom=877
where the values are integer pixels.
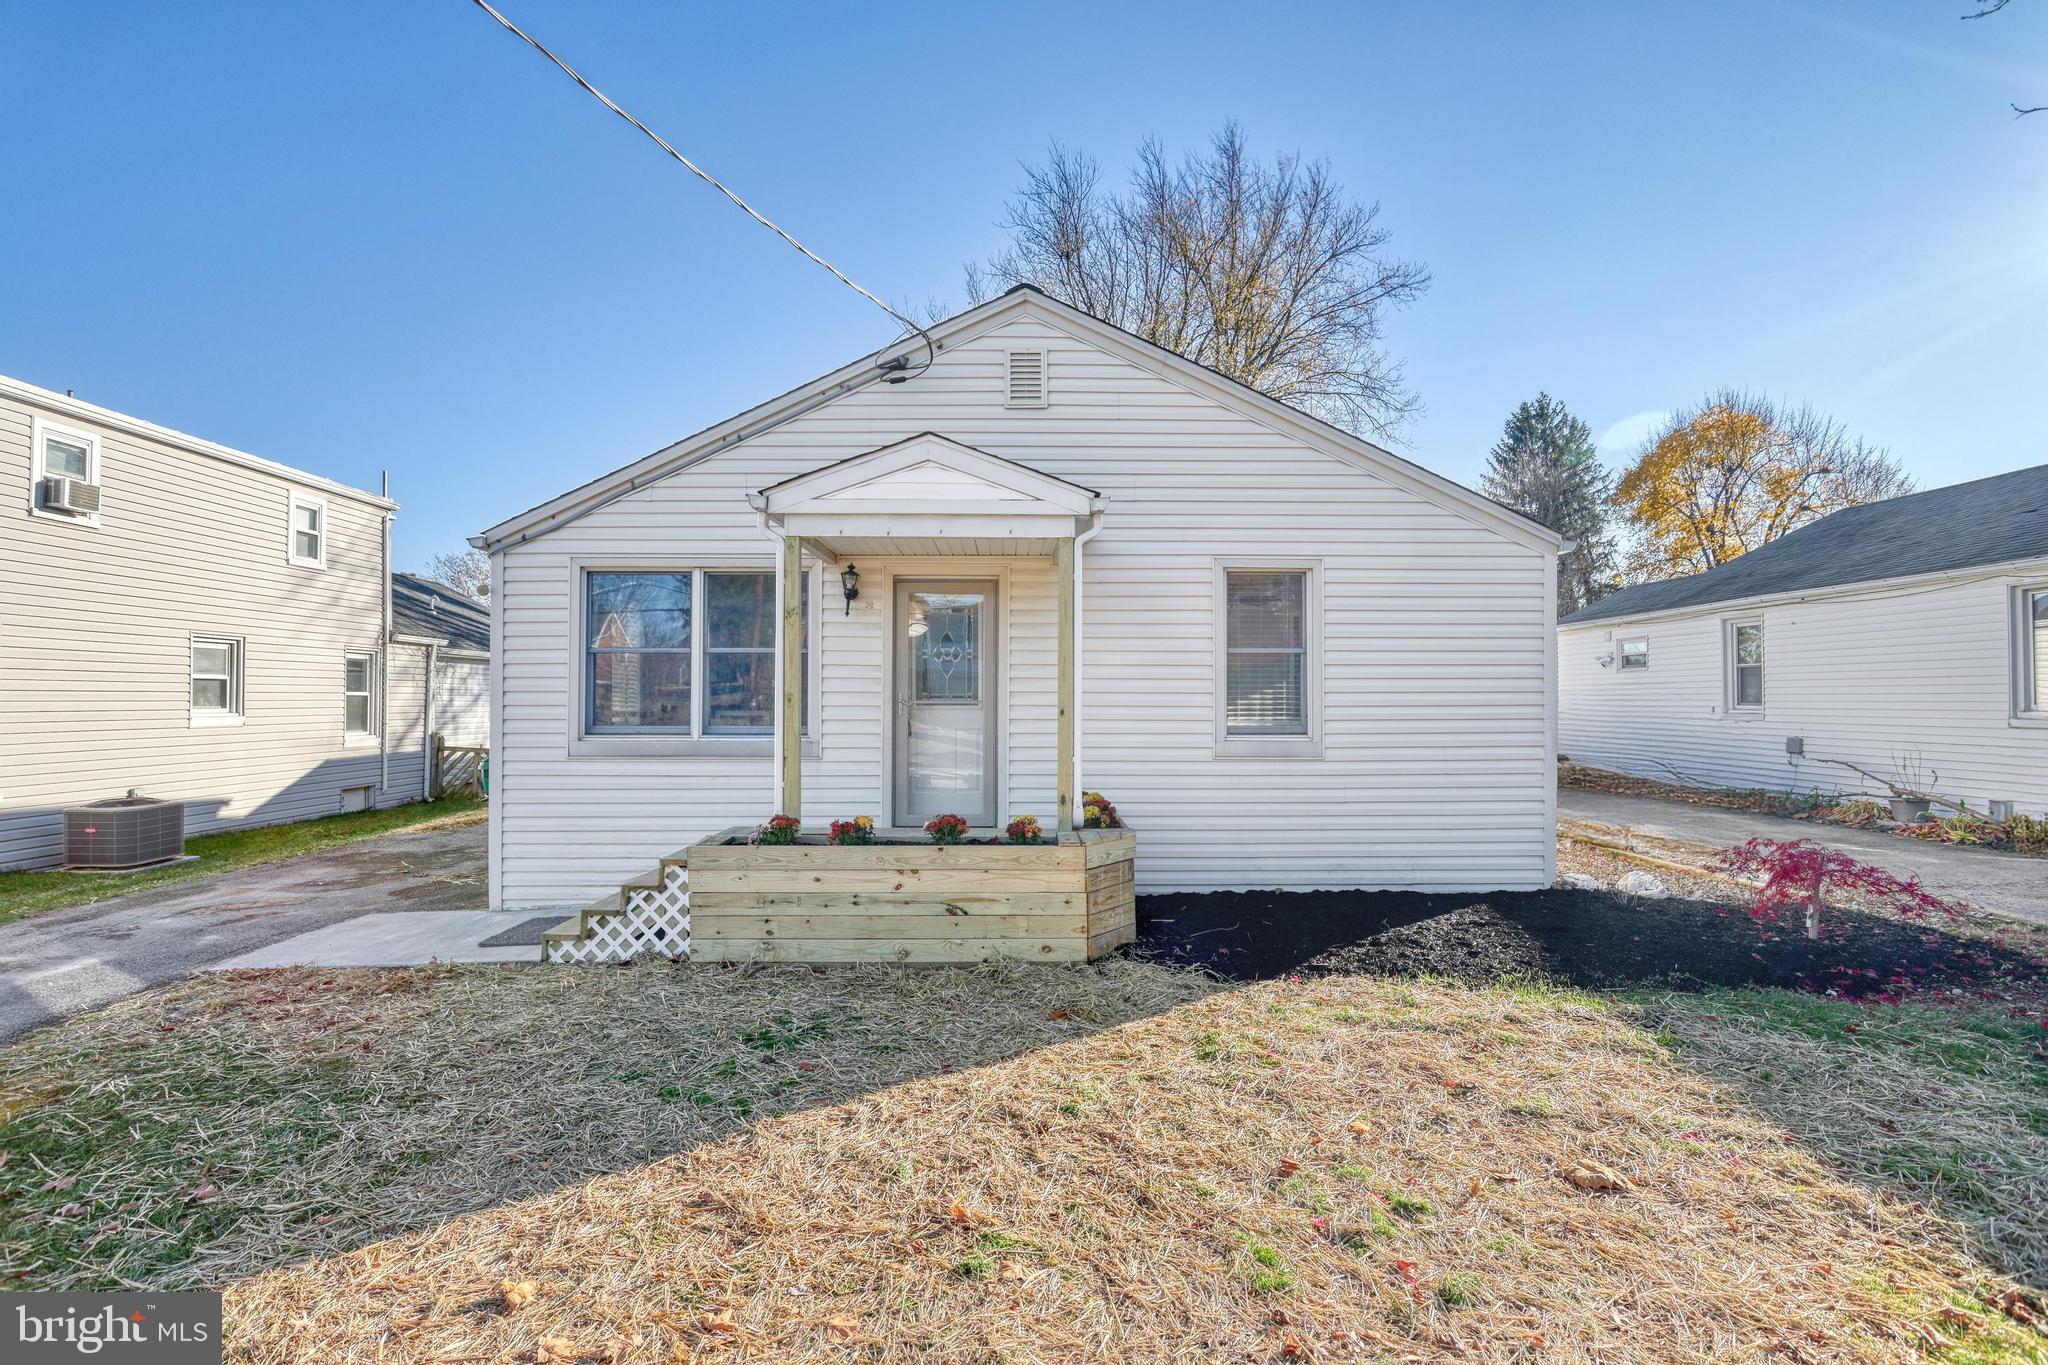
left=748, top=432, right=1102, bottom=556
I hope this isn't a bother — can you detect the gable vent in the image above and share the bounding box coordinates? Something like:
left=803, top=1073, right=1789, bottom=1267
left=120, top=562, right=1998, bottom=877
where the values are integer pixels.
left=1005, top=349, right=1048, bottom=408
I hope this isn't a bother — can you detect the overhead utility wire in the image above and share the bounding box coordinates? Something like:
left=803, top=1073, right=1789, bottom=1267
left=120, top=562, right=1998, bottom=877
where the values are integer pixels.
left=468, top=0, right=934, bottom=378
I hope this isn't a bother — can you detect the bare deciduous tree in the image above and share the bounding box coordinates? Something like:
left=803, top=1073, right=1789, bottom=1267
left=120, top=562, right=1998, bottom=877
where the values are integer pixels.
left=968, top=123, right=1430, bottom=438
left=425, top=547, right=490, bottom=602
left=1962, top=0, right=2042, bottom=114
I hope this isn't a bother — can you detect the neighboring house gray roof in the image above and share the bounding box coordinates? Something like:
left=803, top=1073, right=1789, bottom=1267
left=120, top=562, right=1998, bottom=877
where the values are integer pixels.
left=1561, top=462, right=2048, bottom=626
left=392, top=573, right=491, bottom=652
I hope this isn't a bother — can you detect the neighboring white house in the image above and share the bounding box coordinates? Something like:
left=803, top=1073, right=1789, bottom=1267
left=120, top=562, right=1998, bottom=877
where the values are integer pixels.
left=0, top=373, right=431, bottom=870
left=392, top=572, right=492, bottom=749
left=1559, top=463, right=2048, bottom=816
left=471, top=286, right=1563, bottom=912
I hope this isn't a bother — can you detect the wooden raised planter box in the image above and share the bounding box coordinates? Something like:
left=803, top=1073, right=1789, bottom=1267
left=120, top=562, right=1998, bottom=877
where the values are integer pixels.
left=686, top=826, right=1136, bottom=964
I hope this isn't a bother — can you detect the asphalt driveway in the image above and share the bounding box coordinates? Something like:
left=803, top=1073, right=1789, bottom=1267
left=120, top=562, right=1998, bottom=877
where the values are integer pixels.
left=0, top=818, right=487, bottom=1043
left=1560, top=788, right=2047, bottom=927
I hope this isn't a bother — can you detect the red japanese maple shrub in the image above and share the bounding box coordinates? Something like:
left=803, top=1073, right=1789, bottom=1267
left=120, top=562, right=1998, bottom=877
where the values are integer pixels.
left=1714, top=837, right=1965, bottom=940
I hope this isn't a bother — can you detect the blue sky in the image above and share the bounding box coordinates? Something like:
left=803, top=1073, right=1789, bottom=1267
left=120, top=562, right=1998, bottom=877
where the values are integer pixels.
left=4, top=1, right=2043, bottom=569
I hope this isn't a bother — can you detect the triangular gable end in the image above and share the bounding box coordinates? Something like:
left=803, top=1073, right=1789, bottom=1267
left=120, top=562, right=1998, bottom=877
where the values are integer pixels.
left=756, top=433, right=1098, bottom=517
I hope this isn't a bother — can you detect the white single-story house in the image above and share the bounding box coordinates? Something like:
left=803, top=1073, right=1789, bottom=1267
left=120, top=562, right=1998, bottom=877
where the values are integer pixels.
left=1559, top=463, right=2048, bottom=816
left=392, top=572, right=492, bottom=750
left=0, top=373, right=434, bottom=870
left=471, top=286, right=1562, bottom=955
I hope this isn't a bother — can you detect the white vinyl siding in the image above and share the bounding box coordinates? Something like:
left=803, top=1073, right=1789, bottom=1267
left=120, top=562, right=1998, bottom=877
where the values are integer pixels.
left=0, top=385, right=415, bottom=869
left=1560, top=567, right=2048, bottom=818
left=489, top=309, right=1554, bottom=908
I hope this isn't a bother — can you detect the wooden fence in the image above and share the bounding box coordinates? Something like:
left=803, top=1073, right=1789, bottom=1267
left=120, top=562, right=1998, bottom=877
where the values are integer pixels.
left=430, top=735, right=488, bottom=798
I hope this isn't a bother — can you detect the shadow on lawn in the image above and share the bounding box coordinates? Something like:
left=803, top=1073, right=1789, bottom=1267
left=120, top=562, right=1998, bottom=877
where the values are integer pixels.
left=0, top=959, right=1220, bottom=1292
left=1135, top=885, right=2048, bottom=999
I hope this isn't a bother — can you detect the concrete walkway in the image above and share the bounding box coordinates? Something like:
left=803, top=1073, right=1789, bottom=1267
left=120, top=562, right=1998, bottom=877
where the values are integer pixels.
left=1560, top=788, right=2047, bottom=927
left=0, top=818, right=494, bottom=1043
left=212, top=910, right=540, bottom=968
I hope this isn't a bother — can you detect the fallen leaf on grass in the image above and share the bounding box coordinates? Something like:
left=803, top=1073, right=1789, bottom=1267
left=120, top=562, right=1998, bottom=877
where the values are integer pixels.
left=1047, top=1009, right=1070, bottom=1021
left=1275, top=1158, right=1302, bottom=1176
left=1559, top=1161, right=1633, bottom=1193
left=1347, top=1121, right=1368, bottom=1135
left=824, top=1313, right=862, bottom=1344
left=497, top=1278, right=538, bottom=1311
left=947, top=1201, right=973, bottom=1225
left=700, top=1308, right=739, bottom=1335
left=534, top=1337, right=582, bottom=1364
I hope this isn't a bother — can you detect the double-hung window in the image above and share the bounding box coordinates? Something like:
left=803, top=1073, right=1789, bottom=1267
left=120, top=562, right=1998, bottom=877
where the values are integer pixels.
left=1218, top=564, right=1319, bottom=751
left=1728, top=620, right=1765, bottom=711
left=344, top=653, right=377, bottom=738
left=288, top=492, right=327, bottom=568
left=585, top=568, right=809, bottom=739
left=2019, top=587, right=2048, bottom=718
left=28, top=415, right=101, bottom=522
left=190, top=637, right=243, bottom=723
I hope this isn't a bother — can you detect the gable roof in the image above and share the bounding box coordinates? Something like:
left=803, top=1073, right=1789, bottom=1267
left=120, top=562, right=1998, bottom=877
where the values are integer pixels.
left=1562, top=462, right=2048, bottom=626
left=756, top=432, right=1100, bottom=507
left=392, top=572, right=492, bottom=652
left=472, top=287, right=1560, bottom=554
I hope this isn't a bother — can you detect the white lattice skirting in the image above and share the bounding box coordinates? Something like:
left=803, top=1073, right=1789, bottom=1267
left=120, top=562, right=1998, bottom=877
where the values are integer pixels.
left=545, top=864, right=690, bottom=964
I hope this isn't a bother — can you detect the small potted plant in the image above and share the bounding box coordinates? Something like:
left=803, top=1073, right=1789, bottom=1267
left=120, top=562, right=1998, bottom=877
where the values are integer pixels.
left=828, top=815, right=876, bottom=846
left=1081, top=791, right=1119, bottom=829
left=753, top=813, right=801, bottom=846
left=1005, top=814, right=1044, bottom=844
left=924, top=813, right=969, bottom=845
left=1888, top=795, right=1933, bottom=824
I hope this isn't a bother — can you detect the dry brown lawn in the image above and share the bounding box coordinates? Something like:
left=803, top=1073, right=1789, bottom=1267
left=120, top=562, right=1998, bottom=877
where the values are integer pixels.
left=3, top=954, right=2042, bottom=1363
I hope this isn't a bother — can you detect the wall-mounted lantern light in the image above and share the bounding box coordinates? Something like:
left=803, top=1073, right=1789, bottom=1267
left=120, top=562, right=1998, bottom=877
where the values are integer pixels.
left=841, top=563, right=861, bottom=615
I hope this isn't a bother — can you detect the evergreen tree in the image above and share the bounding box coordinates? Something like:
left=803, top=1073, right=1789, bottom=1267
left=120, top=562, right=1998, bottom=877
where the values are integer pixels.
left=1480, top=394, right=1618, bottom=619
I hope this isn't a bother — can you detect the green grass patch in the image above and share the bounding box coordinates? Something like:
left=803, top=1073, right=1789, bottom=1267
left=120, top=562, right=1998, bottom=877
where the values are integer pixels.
left=0, top=793, right=484, bottom=926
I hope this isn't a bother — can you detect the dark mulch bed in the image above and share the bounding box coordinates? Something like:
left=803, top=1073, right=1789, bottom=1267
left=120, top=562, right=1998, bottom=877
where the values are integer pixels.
left=1134, top=886, right=2048, bottom=1000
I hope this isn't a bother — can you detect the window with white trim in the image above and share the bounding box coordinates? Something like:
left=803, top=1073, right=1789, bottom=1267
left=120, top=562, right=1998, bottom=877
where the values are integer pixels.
left=1619, top=639, right=1648, bottom=670
left=585, top=568, right=809, bottom=737
left=1223, top=568, right=1312, bottom=738
left=288, top=492, right=327, bottom=568
left=344, top=653, right=377, bottom=737
left=190, top=637, right=243, bottom=722
left=1729, top=620, right=1765, bottom=710
left=2020, top=586, right=2048, bottom=716
left=28, top=415, right=101, bottom=522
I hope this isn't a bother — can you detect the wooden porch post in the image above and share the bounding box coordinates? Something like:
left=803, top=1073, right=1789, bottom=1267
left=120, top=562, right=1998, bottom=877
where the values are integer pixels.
left=779, top=533, right=803, bottom=818
left=1056, top=537, right=1076, bottom=834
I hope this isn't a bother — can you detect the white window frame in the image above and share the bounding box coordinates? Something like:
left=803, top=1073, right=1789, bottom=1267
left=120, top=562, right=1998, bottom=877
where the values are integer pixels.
left=1725, top=617, right=1765, bottom=715
left=189, top=634, right=244, bottom=726
left=1619, top=638, right=1649, bottom=671
left=2015, top=584, right=2048, bottom=726
left=1214, top=559, right=1323, bottom=758
left=288, top=491, right=328, bottom=569
left=568, top=561, right=820, bottom=757
left=27, top=414, right=102, bottom=526
left=343, top=650, right=379, bottom=743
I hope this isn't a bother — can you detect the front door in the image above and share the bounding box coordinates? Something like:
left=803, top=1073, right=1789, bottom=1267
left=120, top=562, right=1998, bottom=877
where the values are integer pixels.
left=893, top=579, right=998, bottom=828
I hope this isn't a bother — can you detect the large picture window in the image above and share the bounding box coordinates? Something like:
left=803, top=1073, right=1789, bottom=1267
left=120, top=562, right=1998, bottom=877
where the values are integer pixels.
left=1220, top=567, right=1319, bottom=745
left=585, top=568, right=808, bottom=737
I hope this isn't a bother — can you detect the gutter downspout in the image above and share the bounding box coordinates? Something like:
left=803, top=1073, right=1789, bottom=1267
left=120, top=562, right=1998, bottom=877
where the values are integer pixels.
left=422, top=640, right=438, bottom=801
left=380, top=471, right=392, bottom=799
left=1072, top=507, right=1105, bottom=807
left=754, top=505, right=792, bottom=815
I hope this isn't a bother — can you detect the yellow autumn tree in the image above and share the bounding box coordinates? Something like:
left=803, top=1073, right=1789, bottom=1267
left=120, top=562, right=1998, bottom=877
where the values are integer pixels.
left=1611, top=390, right=1912, bottom=581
